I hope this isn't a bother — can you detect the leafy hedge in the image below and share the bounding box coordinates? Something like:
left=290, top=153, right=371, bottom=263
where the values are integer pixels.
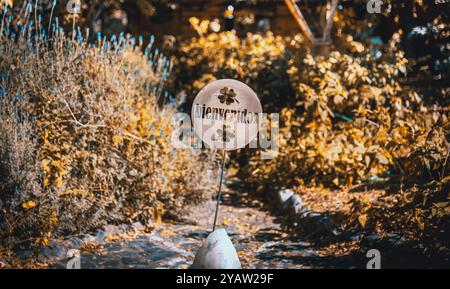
left=176, top=31, right=448, bottom=190
left=248, top=35, right=448, bottom=189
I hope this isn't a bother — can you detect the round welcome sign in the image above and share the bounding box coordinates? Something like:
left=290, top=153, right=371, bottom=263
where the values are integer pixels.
left=192, top=79, right=262, bottom=150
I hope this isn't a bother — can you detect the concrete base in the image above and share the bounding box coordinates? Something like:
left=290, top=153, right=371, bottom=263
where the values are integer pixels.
left=191, top=228, right=242, bottom=269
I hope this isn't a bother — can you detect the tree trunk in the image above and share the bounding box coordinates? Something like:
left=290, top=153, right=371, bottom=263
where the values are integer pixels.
left=284, top=0, right=339, bottom=55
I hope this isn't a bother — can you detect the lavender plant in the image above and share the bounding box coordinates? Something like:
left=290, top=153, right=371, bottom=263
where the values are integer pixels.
left=0, top=3, right=216, bottom=254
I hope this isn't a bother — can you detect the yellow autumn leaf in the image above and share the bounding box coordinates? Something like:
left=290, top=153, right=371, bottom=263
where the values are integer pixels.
left=358, top=214, right=367, bottom=228
left=434, top=202, right=449, bottom=208
left=112, top=134, right=123, bottom=146
left=22, top=200, right=37, bottom=209
left=36, top=237, right=49, bottom=246
left=58, top=189, right=88, bottom=197
left=55, top=175, right=64, bottom=188
left=3, top=0, right=13, bottom=8
left=154, top=210, right=162, bottom=225
left=417, top=219, right=425, bottom=231
left=416, top=215, right=425, bottom=231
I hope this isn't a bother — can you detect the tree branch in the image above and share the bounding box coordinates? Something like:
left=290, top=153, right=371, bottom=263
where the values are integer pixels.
left=283, top=0, right=317, bottom=45
left=322, top=0, right=339, bottom=42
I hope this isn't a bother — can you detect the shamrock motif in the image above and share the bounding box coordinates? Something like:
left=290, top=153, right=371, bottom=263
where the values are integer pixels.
left=214, top=123, right=235, bottom=143
left=217, top=87, right=239, bottom=105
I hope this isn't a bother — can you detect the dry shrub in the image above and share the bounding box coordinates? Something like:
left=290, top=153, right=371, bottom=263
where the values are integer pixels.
left=0, top=11, right=215, bottom=249
left=0, top=107, right=50, bottom=250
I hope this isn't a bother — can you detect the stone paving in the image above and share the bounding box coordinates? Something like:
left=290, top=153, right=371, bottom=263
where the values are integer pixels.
left=49, top=192, right=362, bottom=269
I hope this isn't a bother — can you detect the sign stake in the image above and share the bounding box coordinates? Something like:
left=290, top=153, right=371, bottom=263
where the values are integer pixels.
left=191, top=79, right=262, bottom=233
left=212, top=149, right=226, bottom=232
